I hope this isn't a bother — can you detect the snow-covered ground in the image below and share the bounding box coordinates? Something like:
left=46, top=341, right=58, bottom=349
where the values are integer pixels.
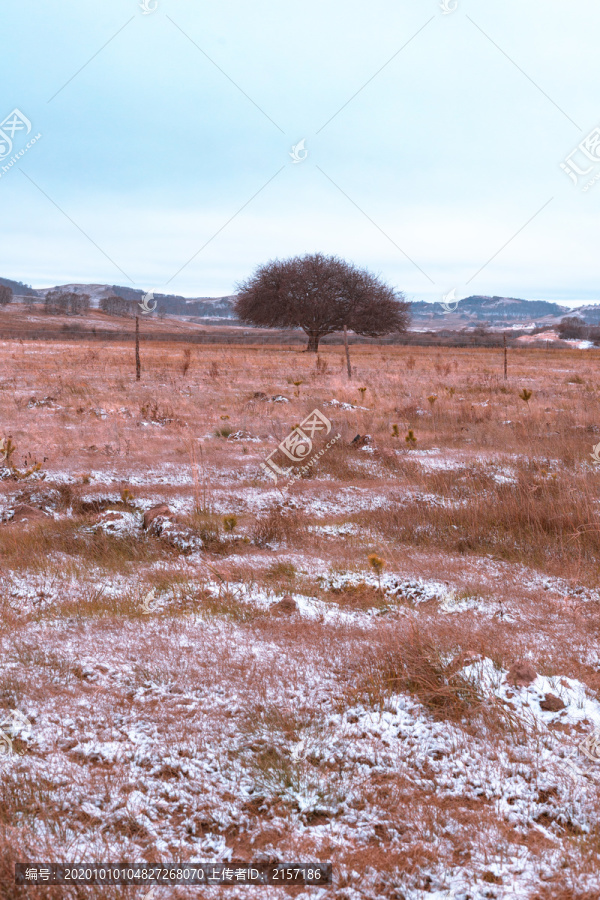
left=2, top=340, right=600, bottom=897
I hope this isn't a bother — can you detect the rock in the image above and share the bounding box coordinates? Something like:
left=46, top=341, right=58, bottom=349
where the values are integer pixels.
left=540, top=693, right=566, bottom=712
left=507, top=660, right=537, bottom=686
left=147, top=516, right=203, bottom=554
left=227, top=430, right=259, bottom=442
left=143, top=504, right=173, bottom=530
left=9, top=504, right=50, bottom=524
left=272, top=595, right=297, bottom=614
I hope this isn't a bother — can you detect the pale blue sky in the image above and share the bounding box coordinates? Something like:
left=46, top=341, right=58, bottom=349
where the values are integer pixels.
left=0, top=0, right=598, bottom=303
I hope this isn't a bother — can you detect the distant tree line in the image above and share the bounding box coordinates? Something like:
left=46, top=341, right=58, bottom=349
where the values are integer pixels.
left=44, top=291, right=90, bottom=315
left=99, top=295, right=137, bottom=317
left=557, top=316, right=600, bottom=344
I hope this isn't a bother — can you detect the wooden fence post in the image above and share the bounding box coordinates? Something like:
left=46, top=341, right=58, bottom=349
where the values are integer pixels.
left=135, top=316, right=141, bottom=381
left=343, top=325, right=352, bottom=380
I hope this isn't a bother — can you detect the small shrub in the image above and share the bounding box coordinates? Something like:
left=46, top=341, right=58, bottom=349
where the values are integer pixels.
left=0, top=437, right=43, bottom=480
left=368, top=553, right=385, bottom=591
left=519, top=388, right=533, bottom=405
left=0, top=437, right=16, bottom=467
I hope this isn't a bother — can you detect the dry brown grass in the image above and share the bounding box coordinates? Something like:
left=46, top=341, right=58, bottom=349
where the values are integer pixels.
left=359, top=459, right=600, bottom=577
left=2, top=334, right=600, bottom=896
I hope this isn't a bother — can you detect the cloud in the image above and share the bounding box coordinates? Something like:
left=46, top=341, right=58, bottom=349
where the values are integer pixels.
left=0, top=0, right=598, bottom=300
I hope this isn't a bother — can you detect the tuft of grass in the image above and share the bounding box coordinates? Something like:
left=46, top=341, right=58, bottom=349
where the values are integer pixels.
left=198, top=590, right=265, bottom=623
left=349, top=625, right=487, bottom=721
left=266, top=561, right=296, bottom=580
left=0, top=772, right=61, bottom=827
left=49, top=583, right=147, bottom=621
left=252, top=504, right=305, bottom=548
left=326, top=579, right=388, bottom=612
left=185, top=510, right=225, bottom=552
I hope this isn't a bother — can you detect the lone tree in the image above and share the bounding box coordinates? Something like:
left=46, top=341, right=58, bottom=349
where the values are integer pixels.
left=0, top=284, right=13, bottom=306
left=235, top=253, right=410, bottom=352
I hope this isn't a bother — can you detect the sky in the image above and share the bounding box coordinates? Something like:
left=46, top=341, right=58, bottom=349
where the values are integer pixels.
left=0, top=0, right=598, bottom=305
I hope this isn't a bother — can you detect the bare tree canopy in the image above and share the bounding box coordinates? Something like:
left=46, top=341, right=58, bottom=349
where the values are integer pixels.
left=44, top=290, right=90, bottom=315
left=99, top=295, right=136, bottom=317
left=235, top=253, right=410, bottom=351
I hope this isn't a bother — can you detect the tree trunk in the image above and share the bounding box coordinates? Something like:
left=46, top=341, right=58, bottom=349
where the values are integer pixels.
left=343, top=325, right=352, bottom=379
left=306, top=332, right=320, bottom=353
left=135, top=316, right=141, bottom=381
left=503, top=332, right=507, bottom=381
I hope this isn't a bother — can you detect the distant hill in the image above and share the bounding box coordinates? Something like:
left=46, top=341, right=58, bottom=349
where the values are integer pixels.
left=26, top=283, right=238, bottom=320
left=570, top=305, right=600, bottom=326
left=4, top=278, right=600, bottom=330
left=0, top=277, right=36, bottom=296
left=409, top=295, right=568, bottom=324
left=109, top=286, right=237, bottom=319
left=408, top=295, right=600, bottom=328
